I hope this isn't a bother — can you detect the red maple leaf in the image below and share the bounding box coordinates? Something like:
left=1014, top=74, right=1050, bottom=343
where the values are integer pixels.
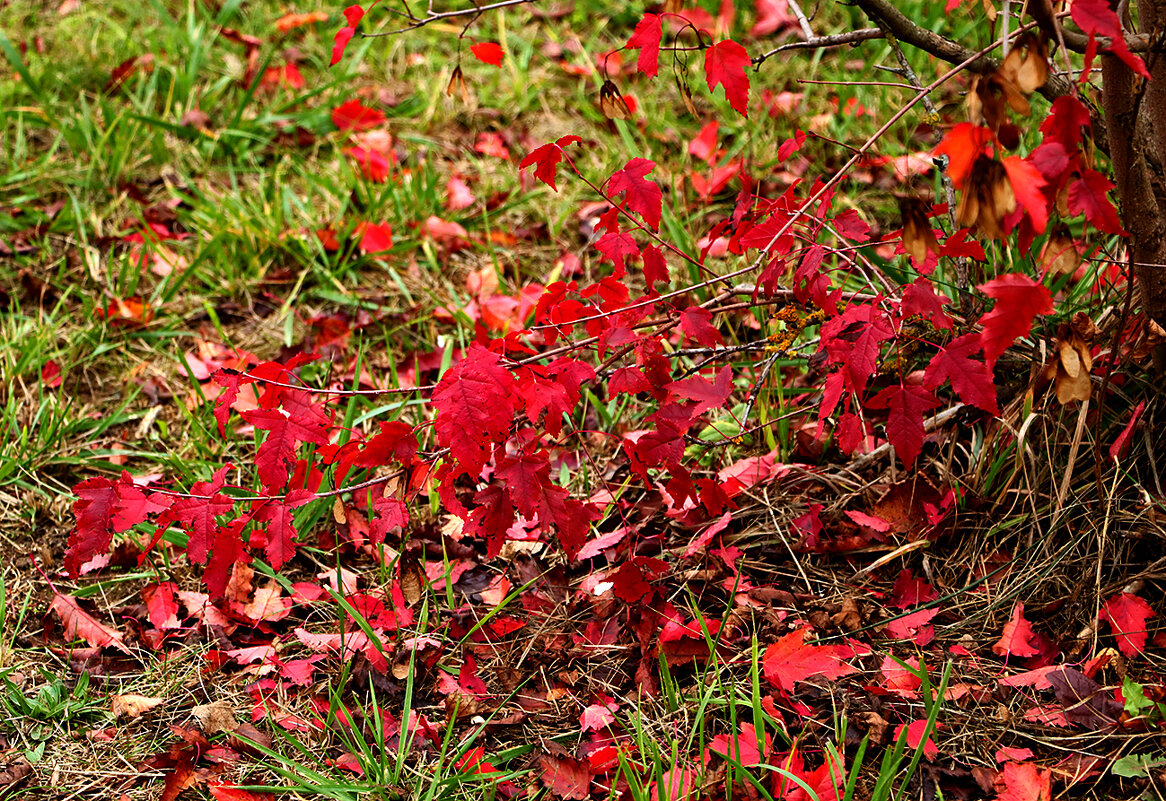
left=470, top=41, right=504, bottom=66
left=820, top=303, right=893, bottom=393
left=465, top=484, right=514, bottom=558
left=992, top=603, right=1041, bottom=658
left=331, top=5, right=365, bottom=65
left=595, top=231, right=640, bottom=276
left=995, top=760, right=1051, bottom=801
left=867, top=383, right=940, bottom=467
left=66, top=472, right=170, bottom=576
left=625, top=13, right=663, bottom=77
left=1071, top=0, right=1149, bottom=78
left=1099, top=592, right=1155, bottom=657
left=900, top=278, right=953, bottom=330
left=933, top=123, right=993, bottom=189
left=889, top=569, right=938, bottom=609
left=331, top=98, right=386, bottom=131
left=707, top=722, right=770, bottom=766
left=143, top=581, right=182, bottom=630
left=432, top=345, right=517, bottom=478
left=704, top=40, right=751, bottom=116
left=242, top=408, right=331, bottom=491
left=355, top=221, right=392, bottom=254
left=51, top=593, right=131, bottom=653
left=519, top=135, right=583, bottom=190
left=354, top=420, right=418, bottom=469
left=761, top=628, right=859, bottom=693
left=678, top=306, right=723, bottom=347
left=370, top=496, right=409, bottom=544
left=252, top=489, right=314, bottom=569
left=667, top=366, right=732, bottom=416
left=495, top=452, right=551, bottom=518
left=923, top=333, right=999, bottom=414
left=580, top=696, right=619, bottom=732
left=607, top=158, right=663, bottom=229
left=1066, top=168, right=1127, bottom=235
left=642, top=244, right=669, bottom=285
left=1002, top=156, right=1048, bottom=233
left=977, top=274, right=1053, bottom=371
left=538, top=754, right=592, bottom=800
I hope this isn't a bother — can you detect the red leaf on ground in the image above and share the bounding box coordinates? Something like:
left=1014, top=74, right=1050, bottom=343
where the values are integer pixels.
left=894, top=719, right=938, bottom=760
left=1099, top=592, right=1155, bottom=657
left=977, top=274, right=1053, bottom=371
left=345, top=147, right=391, bottom=181
left=762, top=628, right=859, bottom=693
left=626, top=13, right=663, bottom=77
left=331, top=99, right=385, bottom=131
left=274, top=11, right=329, bottom=33
left=446, top=175, right=476, bottom=209
left=356, top=221, right=393, bottom=254
left=889, top=569, right=938, bottom=609
left=41, top=359, right=62, bottom=388
left=143, top=582, right=182, bottom=630
left=538, top=753, right=592, bottom=800
left=689, top=121, right=718, bottom=163
left=995, top=760, right=1051, bottom=801
left=752, top=0, right=799, bottom=36
left=580, top=696, right=619, bottom=732
left=707, top=722, right=770, bottom=766
left=50, top=593, right=131, bottom=653
left=704, top=40, right=751, bottom=116
left=992, top=603, right=1041, bottom=658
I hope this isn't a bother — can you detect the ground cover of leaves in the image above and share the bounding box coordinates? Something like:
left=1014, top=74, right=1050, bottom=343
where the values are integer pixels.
left=0, top=0, right=1164, bottom=800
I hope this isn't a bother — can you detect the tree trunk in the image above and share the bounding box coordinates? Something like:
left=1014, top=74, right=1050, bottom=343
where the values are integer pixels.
left=1104, top=0, right=1166, bottom=329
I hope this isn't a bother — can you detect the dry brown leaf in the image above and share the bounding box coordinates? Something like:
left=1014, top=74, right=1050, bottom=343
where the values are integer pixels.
left=191, top=701, right=239, bottom=735
left=112, top=693, right=165, bottom=719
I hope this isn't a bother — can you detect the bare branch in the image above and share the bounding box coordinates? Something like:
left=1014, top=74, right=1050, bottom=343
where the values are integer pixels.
left=785, top=0, right=817, bottom=41
left=363, top=0, right=539, bottom=36
left=851, top=0, right=1081, bottom=99
left=752, top=28, right=883, bottom=65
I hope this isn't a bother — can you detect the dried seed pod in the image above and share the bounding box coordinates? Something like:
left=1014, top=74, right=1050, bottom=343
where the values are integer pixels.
left=898, top=196, right=940, bottom=263
left=957, top=156, right=1016, bottom=239
left=446, top=64, right=470, bottom=104
left=599, top=79, right=632, bottom=120
left=1040, top=229, right=1082, bottom=276
left=1002, top=33, right=1049, bottom=94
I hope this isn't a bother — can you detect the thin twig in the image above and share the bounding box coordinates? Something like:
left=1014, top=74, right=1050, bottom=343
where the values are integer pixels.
left=785, top=0, right=817, bottom=41
left=752, top=28, right=883, bottom=64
